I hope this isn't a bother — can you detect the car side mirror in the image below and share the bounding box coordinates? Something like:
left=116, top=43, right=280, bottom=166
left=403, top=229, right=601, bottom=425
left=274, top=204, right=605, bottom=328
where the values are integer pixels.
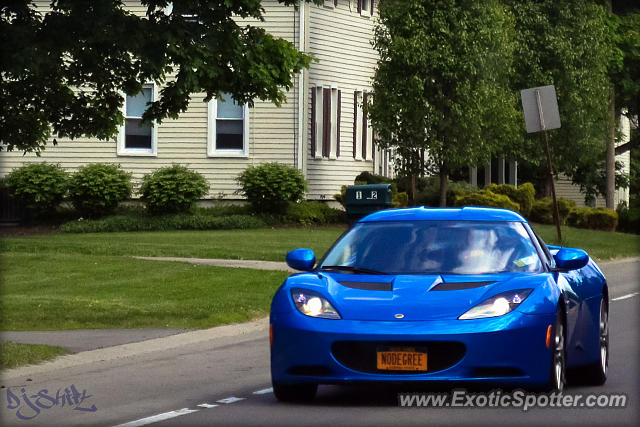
left=286, top=248, right=316, bottom=271
left=553, top=248, right=589, bottom=271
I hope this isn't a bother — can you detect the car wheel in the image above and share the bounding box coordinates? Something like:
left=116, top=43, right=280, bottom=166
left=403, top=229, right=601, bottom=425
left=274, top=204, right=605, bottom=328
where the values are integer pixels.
left=582, top=296, right=608, bottom=385
left=546, top=307, right=567, bottom=392
left=272, top=382, right=318, bottom=402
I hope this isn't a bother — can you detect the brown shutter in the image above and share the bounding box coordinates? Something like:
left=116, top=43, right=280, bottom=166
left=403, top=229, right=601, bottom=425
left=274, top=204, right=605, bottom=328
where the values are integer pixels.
left=372, top=129, right=375, bottom=162
left=362, top=92, right=368, bottom=159
left=371, top=0, right=375, bottom=14
left=336, top=90, right=341, bottom=157
left=334, top=0, right=338, bottom=7
left=357, top=0, right=362, bottom=14
left=353, top=91, right=358, bottom=158
left=311, top=88, right=316, bottom=157
left=323, top=88, right=331, bottom=158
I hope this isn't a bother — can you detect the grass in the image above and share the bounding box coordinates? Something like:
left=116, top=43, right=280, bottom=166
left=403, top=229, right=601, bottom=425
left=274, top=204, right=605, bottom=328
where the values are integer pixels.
left=0, top=341, right=68, bottom=369
left=0, top=252, right=289, bottom=331
left=530, top=223, right=640, bottom=260
left=0, top=226, right=347, bottom=262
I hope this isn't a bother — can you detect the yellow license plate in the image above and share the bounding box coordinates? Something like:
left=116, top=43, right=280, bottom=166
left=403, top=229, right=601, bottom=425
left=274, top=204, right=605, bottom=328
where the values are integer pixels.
left=376, top=350, right=427, bottom=371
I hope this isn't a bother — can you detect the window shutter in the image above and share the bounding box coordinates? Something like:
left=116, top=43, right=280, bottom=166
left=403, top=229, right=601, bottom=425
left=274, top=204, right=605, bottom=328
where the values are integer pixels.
left=323, top=88, right=331, bottom=158
left=334, top=0, right=338, bottom=7
left=371, top=0, right=374, bottom=14
left=353, top=92, right=358, bottom=158
left=357, top=0, right=361, bottom=14
left=372, top=129, right=375, bottom=162
left=311, top=88, right=316, bottom=157
left=336, top=90, right=341, bottom=157
left=362, top=91, right=368, bottom=159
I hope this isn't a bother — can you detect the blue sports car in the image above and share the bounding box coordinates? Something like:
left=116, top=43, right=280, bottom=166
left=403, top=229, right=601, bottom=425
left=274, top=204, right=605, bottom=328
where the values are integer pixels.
left=270, top=207, right=609, bottom=402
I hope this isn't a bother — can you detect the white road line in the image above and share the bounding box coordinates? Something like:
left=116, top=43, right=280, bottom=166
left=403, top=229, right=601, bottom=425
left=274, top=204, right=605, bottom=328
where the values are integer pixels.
left=197, top=403, right=219, bottom=408
left=253, top=387, right=273, bottom=395
left=113, top=408, right=199, bottom=427
left=216, top=397, right=246, bottom=404
left=612, top=292, right=639, bottom=301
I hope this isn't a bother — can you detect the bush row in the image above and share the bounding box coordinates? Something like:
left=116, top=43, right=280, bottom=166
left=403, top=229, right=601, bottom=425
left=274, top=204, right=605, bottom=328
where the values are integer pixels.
left=60, top=214, right=265, bottom=233
left=3, top=163, right=209, bottom=219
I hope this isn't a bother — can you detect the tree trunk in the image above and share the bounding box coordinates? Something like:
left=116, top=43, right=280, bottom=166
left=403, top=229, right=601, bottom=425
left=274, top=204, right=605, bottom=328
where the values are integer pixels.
left=411, top=174, right=417, bottom=204
left=605, top=86, right=616, bottom=209
left=544, top=173, right=553, bottom=198
left=439, top=164, right=448, bottom=207
left=605, top=0, right=616, bottom=210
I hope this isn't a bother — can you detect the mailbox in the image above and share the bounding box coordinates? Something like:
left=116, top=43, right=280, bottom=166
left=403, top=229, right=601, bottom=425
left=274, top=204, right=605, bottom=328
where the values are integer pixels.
left=344, top=184, right=393, bottom=224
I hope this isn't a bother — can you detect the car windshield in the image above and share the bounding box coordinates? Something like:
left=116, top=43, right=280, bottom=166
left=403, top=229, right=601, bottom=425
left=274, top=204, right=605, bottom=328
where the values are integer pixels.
left=320, top=220, right=543, bottom=275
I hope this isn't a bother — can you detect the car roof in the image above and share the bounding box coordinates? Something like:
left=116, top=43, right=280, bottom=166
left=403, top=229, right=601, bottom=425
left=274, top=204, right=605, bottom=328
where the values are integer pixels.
left=359, top=206, right=526, bottom=223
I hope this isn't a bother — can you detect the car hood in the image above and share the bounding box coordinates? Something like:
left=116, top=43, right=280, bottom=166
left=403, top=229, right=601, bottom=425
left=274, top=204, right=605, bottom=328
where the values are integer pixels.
left=311, top=272, right=550, bottom=321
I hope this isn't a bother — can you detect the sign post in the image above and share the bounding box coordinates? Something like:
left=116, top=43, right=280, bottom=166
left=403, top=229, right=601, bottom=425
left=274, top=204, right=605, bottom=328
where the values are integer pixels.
left=520, top=85, right=563, bottom=242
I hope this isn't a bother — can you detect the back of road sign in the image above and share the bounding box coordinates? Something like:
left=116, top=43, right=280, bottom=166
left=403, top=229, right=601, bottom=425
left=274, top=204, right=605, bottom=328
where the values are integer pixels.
left=520, top=85, right=561, bottom=133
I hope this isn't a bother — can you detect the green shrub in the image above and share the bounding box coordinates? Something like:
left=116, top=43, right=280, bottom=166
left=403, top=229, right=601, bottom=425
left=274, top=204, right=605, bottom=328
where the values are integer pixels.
left=617, top=200, right=640, bottom=234
left=393, top=192, right=409, bottom=208
left=567, top=207, right=618, bottom=231
left=4, top=163, right=68, bottom=218
left=529, top=198, right=576, bottom=224
left=354, top=171, right=394, bottom=185
left=414, top=178, right=476, bottom=207
left=237, top=163, right=307, bottom=213
left=453, top=190, right=520, bottom=212
left=60, top=213, right=264, bottom=233
left=140, top=165, right=209, bottom=214
left=487, top=182, right=535, bottom=216
left=68, top=164, right=132, bottom=218
left=285, top=201, right=346, bottom=225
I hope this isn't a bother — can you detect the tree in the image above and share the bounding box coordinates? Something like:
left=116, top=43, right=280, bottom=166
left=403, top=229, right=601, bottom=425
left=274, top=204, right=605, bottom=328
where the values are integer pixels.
left=506, top=0, right=618, bottom=205
left=368, top=0, right=519, bottom=206
left=0, top=0, right=321, bottom=153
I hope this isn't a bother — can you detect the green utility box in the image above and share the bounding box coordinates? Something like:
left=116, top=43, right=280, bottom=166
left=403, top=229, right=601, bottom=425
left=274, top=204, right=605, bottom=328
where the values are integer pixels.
left=344, top=184, right=393, bottom=224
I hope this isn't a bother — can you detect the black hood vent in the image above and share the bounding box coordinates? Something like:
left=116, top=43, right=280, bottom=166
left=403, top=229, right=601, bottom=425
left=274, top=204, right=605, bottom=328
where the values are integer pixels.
left=339, top=281, right=393, bottom=291
left=430, top=281, right=495, bottom=291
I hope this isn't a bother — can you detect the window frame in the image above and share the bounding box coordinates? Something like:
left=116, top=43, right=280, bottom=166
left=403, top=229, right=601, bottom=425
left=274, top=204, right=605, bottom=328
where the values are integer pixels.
left=117, top=83, right=158, bottom=157
left=207, top=94, right=250, bottom=158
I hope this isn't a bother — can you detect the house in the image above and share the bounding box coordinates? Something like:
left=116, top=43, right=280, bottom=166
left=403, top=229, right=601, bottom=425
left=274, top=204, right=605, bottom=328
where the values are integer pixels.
left=0, top=0, right=392, bottom=203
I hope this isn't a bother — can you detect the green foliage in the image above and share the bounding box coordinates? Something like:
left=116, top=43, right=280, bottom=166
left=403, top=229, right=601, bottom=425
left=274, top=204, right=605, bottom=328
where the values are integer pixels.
left=236, top=163, right=307, bottom=213
left=415, top=178, right=476, bottom=207
left=393, top=192, right=409, bottom=208
left=354, top=171, right=394, bottom=185
left=60, top=214, right=264, bottom=233
left=506, top=0, right=616, bottom=190
left=454, top=190, right=520, bottom=212
left=616, top=198, right=640, bottom=234
left=369, top=0, right=519, bottom=185
left=529, top=198, right=576, bottom=225
left=0, top=342, right=68, bottom=370
left=0, top=1, right=322, bottom=153
left=487, top=182, right=535, bottom=216
left=284, top=201, right=345, bottom=226
left=4, top=163, right=68, bottom=218
left=68, top=163, right=132, bottom=218
left=567, top=207, right=619, bottom=231
left=140, top=165, right=209, bottom=214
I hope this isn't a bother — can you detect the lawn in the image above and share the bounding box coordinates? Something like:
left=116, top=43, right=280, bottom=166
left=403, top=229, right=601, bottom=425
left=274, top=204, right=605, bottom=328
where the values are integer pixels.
left=1, top=252, right=289, bottom=331
left=0, top=341, right=68, bottom=370
left=0, top=224, right=637, bottom=333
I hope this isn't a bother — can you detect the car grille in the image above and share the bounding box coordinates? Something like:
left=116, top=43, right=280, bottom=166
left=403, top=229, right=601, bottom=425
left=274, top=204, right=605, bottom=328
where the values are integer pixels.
left=331, top=341, right=465, bottom=374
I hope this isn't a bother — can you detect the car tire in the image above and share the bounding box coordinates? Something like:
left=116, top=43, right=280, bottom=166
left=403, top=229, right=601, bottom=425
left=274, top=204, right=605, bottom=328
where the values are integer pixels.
left=582, top=296, right=608, bottom=385
left=545, top=307, right=567, bottom=392
left=272, top=382, right=318, bottom=402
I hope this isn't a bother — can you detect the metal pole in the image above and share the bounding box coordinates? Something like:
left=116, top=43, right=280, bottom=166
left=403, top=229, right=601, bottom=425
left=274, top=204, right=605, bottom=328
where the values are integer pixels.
left=536, top=89, right=562, bottom=243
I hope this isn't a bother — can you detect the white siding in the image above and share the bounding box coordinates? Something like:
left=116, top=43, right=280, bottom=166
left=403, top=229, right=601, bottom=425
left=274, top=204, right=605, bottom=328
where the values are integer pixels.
left=0, top=1, right=298, bottom=199
left=305, top=1, right=381, bottom=200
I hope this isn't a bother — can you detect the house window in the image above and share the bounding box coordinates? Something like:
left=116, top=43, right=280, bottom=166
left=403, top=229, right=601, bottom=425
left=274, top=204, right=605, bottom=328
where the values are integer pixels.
left=353, top=90, right=372, bottom=160
left=311, top=84, right=341, bottom=159
left=208, top=93, right=249, bottom=157
left=117, top=84, right=157, bottom=156
left=358, top=0, right=373, bottom=17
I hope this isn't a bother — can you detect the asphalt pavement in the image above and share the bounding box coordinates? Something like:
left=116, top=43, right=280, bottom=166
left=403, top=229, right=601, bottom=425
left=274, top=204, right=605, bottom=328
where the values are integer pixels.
left=0, top=257, right=637, bottom=426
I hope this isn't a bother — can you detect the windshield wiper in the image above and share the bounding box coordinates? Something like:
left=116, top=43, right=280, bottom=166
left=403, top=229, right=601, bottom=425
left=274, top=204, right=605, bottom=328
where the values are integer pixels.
left=320, top=265, right=385, bottom=275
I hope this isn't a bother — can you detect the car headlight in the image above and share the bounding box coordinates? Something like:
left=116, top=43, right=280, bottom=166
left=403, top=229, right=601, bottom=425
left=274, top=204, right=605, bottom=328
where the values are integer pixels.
left=459, top=289, right=533, bottom=320
left=291, top=289, right=341, bottom=319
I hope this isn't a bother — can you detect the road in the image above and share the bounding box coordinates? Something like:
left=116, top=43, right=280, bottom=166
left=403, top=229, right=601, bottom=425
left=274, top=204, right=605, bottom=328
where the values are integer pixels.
left=0, top=260, right=637, bottom=427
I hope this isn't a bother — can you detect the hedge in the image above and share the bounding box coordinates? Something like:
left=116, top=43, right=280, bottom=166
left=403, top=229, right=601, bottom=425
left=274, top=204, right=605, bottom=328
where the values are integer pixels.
left=529, top=197, right=576, bottom=224
left=453, top=190, right=520, bottom=212
left=487, top=182, right=535, bottom=216
left=566, top=207, right=618, bottom=231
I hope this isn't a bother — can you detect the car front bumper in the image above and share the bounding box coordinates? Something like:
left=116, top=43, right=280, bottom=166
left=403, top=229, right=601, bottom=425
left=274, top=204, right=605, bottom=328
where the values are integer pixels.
left=270, top=310, right=556, bottom=388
